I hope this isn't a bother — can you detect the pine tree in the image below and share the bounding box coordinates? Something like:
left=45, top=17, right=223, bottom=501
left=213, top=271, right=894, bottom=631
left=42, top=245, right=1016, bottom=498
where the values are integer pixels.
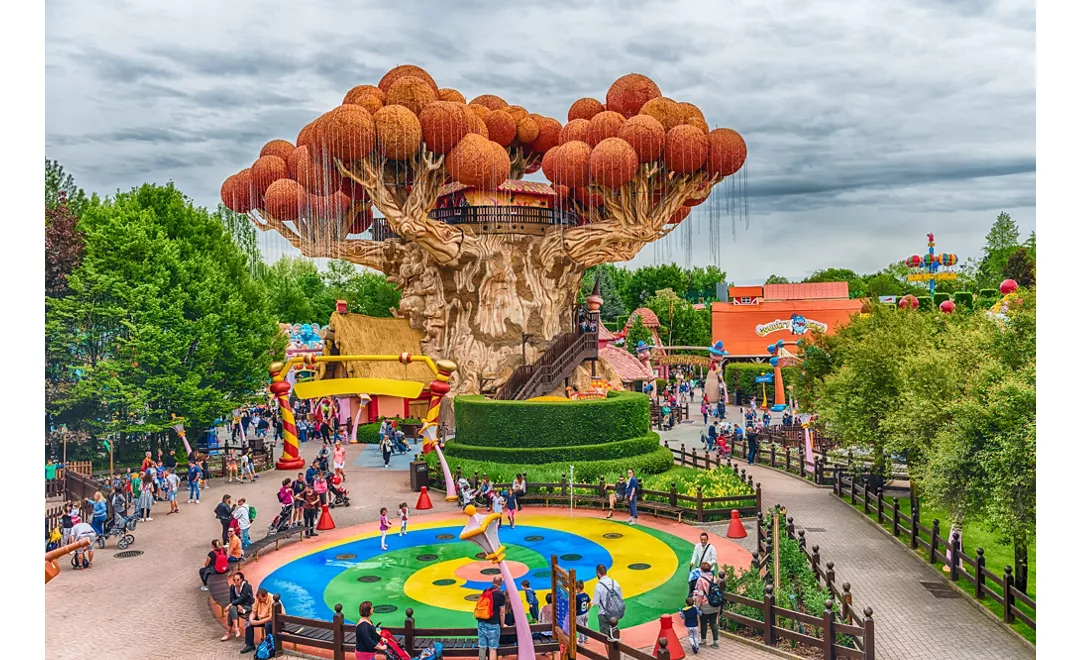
left=977, top=212, right=1021, bottom=287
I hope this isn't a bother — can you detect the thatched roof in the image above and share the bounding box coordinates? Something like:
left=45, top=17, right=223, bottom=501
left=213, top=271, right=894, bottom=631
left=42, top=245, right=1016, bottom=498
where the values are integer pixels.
left=321, top=312, right=432, bottom=384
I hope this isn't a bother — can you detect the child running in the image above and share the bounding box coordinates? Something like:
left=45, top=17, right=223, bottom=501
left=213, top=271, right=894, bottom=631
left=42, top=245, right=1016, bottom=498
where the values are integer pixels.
left=679, top=597, right=701, bottom=654
left=505, top=488, right=518, bottom=529
left=398, top=502, right=409, bottom=536
left=379, top=507, right=390, bottom=551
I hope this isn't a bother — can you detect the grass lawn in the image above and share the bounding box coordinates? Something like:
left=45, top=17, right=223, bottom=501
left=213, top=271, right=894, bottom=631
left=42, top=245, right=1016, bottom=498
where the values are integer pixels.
left=845, top=492, right=1036, bottom=644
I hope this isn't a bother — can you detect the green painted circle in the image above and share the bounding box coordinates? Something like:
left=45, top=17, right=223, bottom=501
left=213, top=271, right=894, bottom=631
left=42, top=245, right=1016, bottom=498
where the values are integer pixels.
left=524, top=535, right=544, bottom=542
left=417, top=554, right=438, bottom=561
left=561, top=553, right=583, bottom=561
left=435, top=534, right=455, bottom=540
left=532, top=569, right=551, bottom=579
left=374, top=604, right=398, bottom=613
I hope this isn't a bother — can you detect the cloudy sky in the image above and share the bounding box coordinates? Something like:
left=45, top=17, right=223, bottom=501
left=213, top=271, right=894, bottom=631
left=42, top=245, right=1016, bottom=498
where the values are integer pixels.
left=45, top=0, right=1035, bottom=282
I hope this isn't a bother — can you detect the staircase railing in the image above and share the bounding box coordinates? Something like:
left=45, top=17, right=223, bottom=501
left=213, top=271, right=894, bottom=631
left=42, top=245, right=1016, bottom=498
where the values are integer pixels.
left=495, top=329, right=598, bottom=400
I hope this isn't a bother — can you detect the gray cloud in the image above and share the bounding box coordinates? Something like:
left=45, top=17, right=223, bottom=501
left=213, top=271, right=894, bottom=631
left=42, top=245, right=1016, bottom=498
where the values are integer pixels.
left=46, top=0, right=1034, bottom=280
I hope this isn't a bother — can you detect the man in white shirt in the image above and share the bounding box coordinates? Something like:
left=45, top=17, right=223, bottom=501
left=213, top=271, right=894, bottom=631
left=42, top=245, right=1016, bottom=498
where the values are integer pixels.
left=70, top=521, right=97, bottom=568
left=233, top=497, right=252, bottom=548
left=593, top=564, right=624, bottom=640
left=689, top=532, right=718, bottom=595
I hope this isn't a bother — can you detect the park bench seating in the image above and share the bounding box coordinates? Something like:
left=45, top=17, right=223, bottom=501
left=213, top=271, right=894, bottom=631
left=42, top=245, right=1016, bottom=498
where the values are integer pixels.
left=276, top=622, right=558, bottom=657
left=206, top=527, right=306, bottom=618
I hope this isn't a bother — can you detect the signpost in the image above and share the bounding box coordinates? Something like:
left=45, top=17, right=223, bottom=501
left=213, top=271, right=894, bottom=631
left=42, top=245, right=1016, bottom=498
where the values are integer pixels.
left=551, top=555, right=577, bottom=659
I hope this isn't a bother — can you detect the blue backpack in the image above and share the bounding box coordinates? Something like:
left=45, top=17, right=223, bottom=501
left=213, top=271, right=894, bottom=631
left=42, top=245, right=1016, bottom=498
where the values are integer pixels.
left=255, top=633, right=275, bottom=659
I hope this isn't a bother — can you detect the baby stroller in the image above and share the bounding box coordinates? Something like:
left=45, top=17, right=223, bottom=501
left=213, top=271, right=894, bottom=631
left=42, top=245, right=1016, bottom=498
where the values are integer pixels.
left=328, top=480, right=350, bottom=508
left=99, top=513, right=138, bottom=550
left=269, top=504, right=294, bottom=534
left=376, top=626, right=421, bottom=660
left=391, top=430, right=411, bottom=455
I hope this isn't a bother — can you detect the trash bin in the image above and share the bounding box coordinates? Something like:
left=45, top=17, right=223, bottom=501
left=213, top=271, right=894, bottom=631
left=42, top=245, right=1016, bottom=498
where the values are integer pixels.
left=410, top=460, right=429, bottom=492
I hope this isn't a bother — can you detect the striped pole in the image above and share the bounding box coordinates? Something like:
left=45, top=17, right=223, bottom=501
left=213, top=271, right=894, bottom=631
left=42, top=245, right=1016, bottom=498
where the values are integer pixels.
left=421, top=359, right=458, bottom=501
left=270, top=360, right=305, bottom=470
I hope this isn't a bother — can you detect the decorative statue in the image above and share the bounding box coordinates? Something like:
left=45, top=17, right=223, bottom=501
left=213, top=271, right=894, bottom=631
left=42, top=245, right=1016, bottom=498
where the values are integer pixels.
left=703, top=340, right=729, bottom=404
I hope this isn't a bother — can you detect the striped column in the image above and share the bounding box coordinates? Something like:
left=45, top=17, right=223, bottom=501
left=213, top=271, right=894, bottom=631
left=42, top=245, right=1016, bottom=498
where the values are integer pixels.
left=422, top=359, right=457, bottom=501
left=270, top=361, right=305, bottom=470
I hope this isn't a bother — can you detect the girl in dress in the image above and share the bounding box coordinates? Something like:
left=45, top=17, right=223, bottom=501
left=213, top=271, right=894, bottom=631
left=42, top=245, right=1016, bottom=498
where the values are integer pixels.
left=333, top=441, right=347, bottom=482
left=226, top=451, right=238, bottom=483
left=137, top=474, right=155, bottom=522
left=379, top=507, right=390, bottom=551
left=398, top=502, right=409, bottom=536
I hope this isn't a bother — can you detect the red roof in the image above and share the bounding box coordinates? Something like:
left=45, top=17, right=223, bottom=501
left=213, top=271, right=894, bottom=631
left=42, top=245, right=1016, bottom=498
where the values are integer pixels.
left=598, top=321, right=617, bottom=342
left=763, top=282, right=849, bottom=301
left=438, top=180, right=557, bottom=198
left=628, top=308, right=661, bottom=328
left=599, top=345, right=654, bottom=383
left=728, top=286, right=763, bottom=298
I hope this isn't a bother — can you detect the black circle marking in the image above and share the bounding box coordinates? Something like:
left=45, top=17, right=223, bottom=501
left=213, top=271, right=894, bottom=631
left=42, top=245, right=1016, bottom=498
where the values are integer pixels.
left=336, top=553, right=357, bottom=560
left=433, top=579, right=456, bottom=586
left=628, top=563, right=651, bottom=570
left=560, top=553, right=582, bottom=562
left=417, top=554, right=439, bottom=562
left=357, top=575, right=381, bottom=583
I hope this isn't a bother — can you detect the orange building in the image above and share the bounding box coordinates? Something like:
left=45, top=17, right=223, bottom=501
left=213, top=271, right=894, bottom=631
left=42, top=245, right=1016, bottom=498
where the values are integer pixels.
left=711, top=282, right=863, bottom=356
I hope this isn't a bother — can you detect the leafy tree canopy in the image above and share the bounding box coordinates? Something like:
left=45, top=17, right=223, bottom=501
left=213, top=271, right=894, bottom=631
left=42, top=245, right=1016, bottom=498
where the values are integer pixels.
left=45, top=159, right=90, bottom=217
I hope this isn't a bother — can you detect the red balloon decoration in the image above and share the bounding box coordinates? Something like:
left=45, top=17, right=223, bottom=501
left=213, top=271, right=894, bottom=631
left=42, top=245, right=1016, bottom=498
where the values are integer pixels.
left=999, top=279, right=1018, bottom=294
left=905, top=255, right=922, bottom=268
left=939, top=300, right=956, bottom=314
left=898, top=294, right=919, bottom=310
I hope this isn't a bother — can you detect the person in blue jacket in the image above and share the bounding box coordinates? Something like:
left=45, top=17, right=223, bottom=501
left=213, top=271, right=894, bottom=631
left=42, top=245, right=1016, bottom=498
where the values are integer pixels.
left=86, top=491, right=108, bottom=536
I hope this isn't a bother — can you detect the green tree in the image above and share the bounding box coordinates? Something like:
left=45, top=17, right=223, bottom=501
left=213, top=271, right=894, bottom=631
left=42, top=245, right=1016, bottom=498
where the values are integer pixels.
left=977, top=212, right=1020, bottom=287
left=47, top=183, right=284, bottom=449
left=45, top=159, right=90, bottom=217
left=579, top=264, right=628, bottom=324
left=216, top=204, right=264, bottom=277
left=1002, top=247, right=1035, bottom=287
left=802, top=268, right=865, bottom=297
left=685, top=265, right=727, bottom=303
left=621, top=264, right=688, bottom=310
left=764, top=274, right=790, bottom=285
left=263, top=257, right=337, bottom=324
left=1022, top=231, right=1035, bottom=260
left=645, top=288, right=711, bottom=349
left=624, top=314, right=652, bottom=353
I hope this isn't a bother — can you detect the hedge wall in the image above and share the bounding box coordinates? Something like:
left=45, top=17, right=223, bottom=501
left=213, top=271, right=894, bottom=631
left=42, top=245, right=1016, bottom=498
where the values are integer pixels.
left=975, top=289, right=1000, bottom=310
left=427, top=443, right=674, bottom=485
left=953, top=291, right=973, bottom=309
left=443, top=433, right=662, bottom=464
left=915, top=296, right=932, bottom=311
left=454, top=391, right=650, bottom=448
left=932, top=292, right=950, bottom=306
left=724, top=363, right=798, bottom=401
left=355, top=417, right=422, bottom=443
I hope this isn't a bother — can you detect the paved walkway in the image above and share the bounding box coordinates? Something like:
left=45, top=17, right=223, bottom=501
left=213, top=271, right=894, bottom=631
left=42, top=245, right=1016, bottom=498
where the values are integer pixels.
left=658, top=420, right=1035, bottom=660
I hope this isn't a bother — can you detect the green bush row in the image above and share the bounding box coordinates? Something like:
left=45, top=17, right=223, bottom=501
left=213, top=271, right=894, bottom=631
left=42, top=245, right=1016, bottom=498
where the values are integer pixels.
left=443, top=433, right=662, bottom=464
left=932, top=292, right=950, bottom=306
left=426, top=443, right=674, bottom=485
left=915, top=296, right=931, bottom=311
left=454, top=391, right=650, bottom=448
left=724, top=363, right=798, bottom=401
left=354, top=417, right=422, bottom=443
left=952, top=291, right=973, bottom=308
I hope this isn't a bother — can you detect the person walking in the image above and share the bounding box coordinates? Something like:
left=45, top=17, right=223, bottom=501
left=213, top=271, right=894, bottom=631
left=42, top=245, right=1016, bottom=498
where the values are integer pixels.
left=626, top=469, right=640, bottom=525
left=679, top=597, right=701, bottom=654
left=688, top=532, right=718, bottom=595
left=85, top=491, right=108, bottom=536
left=333, top=440, right=347, bottom=482
left=164, top=468, right=181, bottom=515
left=187, top=459, right=202, bottom=504
left=214, top=494, right=234, bottom=546
left=379, top=507, right=390, bottom=551
left=379, top=433, right=392, bottom=468
left=475, top=576, right=505, bottom=660
left=301, top=486, right=320, bottom=538
left=593, top=564, right=624, bottom=640
left=233, top=496, right=252, bottom=548
left=707, top=422, right=718, bottom=453
left=137, top=474, right=155, bottom=521
left=700, top=399, right=709, bottom=426
left=693, top=562, right=721, bottom=648
left=575, top=579, right=591, bottom=645
left=399, top=502, right=409, bottom=536
left=747, top=425, right=759, bottom=465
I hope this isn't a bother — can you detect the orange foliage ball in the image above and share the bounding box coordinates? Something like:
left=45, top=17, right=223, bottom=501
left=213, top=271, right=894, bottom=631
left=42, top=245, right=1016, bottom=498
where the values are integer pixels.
left=663, top=125, right=708, bottom=174
left=419, top=101, right=470, bottom=155
left=343, top=90, right=385, bottom=115
left=589, top=137, right=639, bottom=189
left=312, top=105, right=376, bottom=163
left=446, top=134, right=509, bottom=190
left=555, top=184, right=572, bottom=199
left=252, top=155, right=289, bottom=195
left=343, top=84, right=386, bottom=105
left=338, top=176, right=370, bottom=204
left=260, top=139, right=295, bottom=161
left=264, top=178, right=305, bottom=221
left=470, top=94, right=508, bottom=111
left=504, top=105, right=529, bottom=122
left=639, top=97, right=683, bottom=132
left=606, top=73, right=661, bottom=118
left=374, top=104, right=422, bottom=160
left=379, top=65, right=438, bottom=94
left=679, top=102, right=709, bottom=133
left=553, top=140, right=592, bottom=188
left=302, top=163, right=344, bottom=196
left=707, top=128, right=747, bottom=177
left=287, top=146, right=313, bottom=181
left=484, top=110, right=518, bottom=146
left=464, top=107, right=489, bottom=138
left=560, top=119, right=591, bottom=145
left=296, top=121, right=316, bottom=149
left=438, top=88, right=466, bottom=104
left=468, top=104, right=492, bottom=119
left=669, top=206, right=692, bottom=224
left=541, top=146, right=560, bottom=182
left=387, top=76, right=438, bottom=116
left=587, top=111, right=627, bottom=147
left=221, top=173, right=256, bottom=214
left=568, top=97, right=605, bottom=122
left=220, top=174, right=237, bottom=208
left=619, top=115, right=665, bottom=162
left=350, top=208, right=374, bottom=234
left=574, top=186, right=604, bottom=209
left=532, top=116, right=562, bottom=153
left=516, top=115, right=539, bottom=144
left=309, top=191, right=351, bottom=221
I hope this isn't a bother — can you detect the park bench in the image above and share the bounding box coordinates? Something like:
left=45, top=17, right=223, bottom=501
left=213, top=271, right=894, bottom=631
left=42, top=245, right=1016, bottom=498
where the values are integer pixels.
left=242, top=526, right=305, bottom=562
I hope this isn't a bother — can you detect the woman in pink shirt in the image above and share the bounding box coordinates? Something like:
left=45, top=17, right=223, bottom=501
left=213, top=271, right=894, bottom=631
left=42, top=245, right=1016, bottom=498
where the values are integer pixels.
left=313, top=471, right=329, bottom=506
left=333, top=441, right=347, bottom=482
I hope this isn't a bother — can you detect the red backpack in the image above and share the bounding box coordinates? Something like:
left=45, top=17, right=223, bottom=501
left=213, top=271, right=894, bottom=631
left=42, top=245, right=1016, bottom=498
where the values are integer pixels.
left=213, top=548, right=229, bottom=573
left=473, top=588, right=495, bottom=620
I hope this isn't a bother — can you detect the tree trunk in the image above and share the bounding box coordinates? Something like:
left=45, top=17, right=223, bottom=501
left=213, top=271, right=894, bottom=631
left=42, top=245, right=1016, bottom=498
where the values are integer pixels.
left=384, top=233, right=586, bottom=396
left=1013, top=538, right=1029, bottom=594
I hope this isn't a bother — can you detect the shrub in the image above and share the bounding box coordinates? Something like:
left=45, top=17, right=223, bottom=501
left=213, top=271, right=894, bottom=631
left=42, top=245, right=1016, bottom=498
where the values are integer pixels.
left=724, top=363, right=797, bottom=400
left=655, top=378, right=668, bottom=392
left=953, top=291, right=973, bottom=309
left=932, top=292, right=950, bottom=307
left=976, top=288, right=1000, bottom=309
left=444, top=433, right=661, bottom=464
left=355, top=417, right=422, bottom=443
left=454, top=391, right=650, bottom=448
left=915, top=296, right=931, bottom=311
left=427, top=443, right=674, bottom=485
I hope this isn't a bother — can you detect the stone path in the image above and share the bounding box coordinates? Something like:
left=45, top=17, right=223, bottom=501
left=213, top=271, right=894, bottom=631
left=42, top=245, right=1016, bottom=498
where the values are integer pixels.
left=658, top=420, right=1035, bottom=660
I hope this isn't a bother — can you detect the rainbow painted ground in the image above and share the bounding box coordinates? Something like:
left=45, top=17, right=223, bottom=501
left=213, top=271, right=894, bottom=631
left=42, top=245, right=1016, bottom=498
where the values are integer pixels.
left=261, top=514, right=698, bottom=628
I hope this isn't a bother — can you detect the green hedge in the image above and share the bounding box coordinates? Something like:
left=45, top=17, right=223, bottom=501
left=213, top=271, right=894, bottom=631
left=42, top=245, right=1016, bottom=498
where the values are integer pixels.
left=354, top=417, right=422, bottom=443
left=427, top=443, right=674, bottom=485
left=953, top=291, right=973, bottom=309
left=724, top=363, right=797, bottom=401
left=975, top=288, right=1000, bottom=310
left=915, top=296, right=932, bottom=311
left=932, top=292, right=950, bottom=307
left=443, top=433, right=662, bottom=464
left=655, top=378, right=668, bottom=392
left=454, top=391, right=650, bottom=448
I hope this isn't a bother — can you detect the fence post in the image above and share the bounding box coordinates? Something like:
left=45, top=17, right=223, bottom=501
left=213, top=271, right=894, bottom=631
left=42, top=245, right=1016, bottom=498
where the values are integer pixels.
left=691, top=446, right=698, bottom=469
left=876, top=488, right=884, bottom=524
left=755, top=483, right=762, bottom=515
left=681, top=444, right=687, bottom=467
left=333, top=603, right=345, bottom=660
left=835, top=467, right=843, bottom=497
left=598, top=475, right=607, bottom=503
left=696, top=486, right=704, bottom=522
left=841, top=583, right=853, bottom=623
left=271, top=595, right=282, bottom=648
left=404, top=608, right=416, bottom=657
left=800, top=449, right=807, bottom=479
left=747, top=474, right=754, bottom=492
left=825, top=561, right=835, bottom=593
left=705, top=449, right=711, bottom=471
left=862, top=482, right=870, bottom=515
left=929, top=520, right=940, bottom=565
left=891, top=497, right=900, bottom=537
left=786, top=516, right=795, bottom=539
left=950, top=531, right=961, bottom=581
left=756, top=512, right=764, bottom=548
left=910, top=500, right=920, bottom=550
left=797, top=529, right=806, bottom=550
left=862, top=606, right=875, bottom=660
left=608, top=620, right=623, bottom=659
left=817, top=453, right=827, bottom=485
left=655, top=636, right=670, bottom=660
left=811, top=545, right=820, bottom=576
left=822, top=599, right=836, bottom=660
left=1003, top=566, right=1015, bottom=624
left=669, top=482, right=678, bottom=507
left=971, top=548, right=986, bottom=599
left=561, top=473, right=567, bottom=496
left=763, top=584, right=776, bottom=645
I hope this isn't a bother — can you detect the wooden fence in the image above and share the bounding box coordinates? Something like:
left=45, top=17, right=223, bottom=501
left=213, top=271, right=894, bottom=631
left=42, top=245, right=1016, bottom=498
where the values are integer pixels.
left=667, top=437, right=838, bottom=488
left=267, top=601, right=672, bottom=660
left=446, top=466, right=761, bottom=523
left=650, top=400, right=690, bottom=428
left=714, top=507, right=875, bottom=659
left=88, top=449, right=273, bottom=481
left=835, top=473, right=1035, bottom=632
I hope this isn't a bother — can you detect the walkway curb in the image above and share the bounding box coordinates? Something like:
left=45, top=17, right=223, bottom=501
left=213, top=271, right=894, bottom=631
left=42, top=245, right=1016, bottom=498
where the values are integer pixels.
left=740, top=459, right=833, bottom=489
left=718, top=630, right=804, bottom=660
left=835, top=493, right=1037, bottom=652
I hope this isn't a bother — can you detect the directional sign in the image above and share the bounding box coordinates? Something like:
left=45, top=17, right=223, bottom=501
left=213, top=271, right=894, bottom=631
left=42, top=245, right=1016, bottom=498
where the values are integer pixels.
left=755, top=375, right=774, bottom=383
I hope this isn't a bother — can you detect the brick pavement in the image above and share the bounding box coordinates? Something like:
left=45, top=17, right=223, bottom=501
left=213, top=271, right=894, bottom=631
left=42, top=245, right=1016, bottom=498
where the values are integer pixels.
left=659, top=421, right=1035, bottom=660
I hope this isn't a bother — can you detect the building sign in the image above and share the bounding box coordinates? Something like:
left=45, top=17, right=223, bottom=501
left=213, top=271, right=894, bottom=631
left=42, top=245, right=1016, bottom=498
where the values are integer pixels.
left=755, top=313, right=828, bottom=337
left=755, top=374, right=774, bottom=383
left=906, top=272, right=958, bottom=282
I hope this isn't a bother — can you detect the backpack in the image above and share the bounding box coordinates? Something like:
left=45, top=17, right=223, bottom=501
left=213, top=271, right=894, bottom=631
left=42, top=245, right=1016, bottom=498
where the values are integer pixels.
left=704, top=578, right=723, bottom=608
left=255, top=633, right=275, bottom=660
left=248, top=505, right=257, bottom=521
left=213, top=548, right=229, bottom=573
left=598, top=579, right=626, bottom=620
left=473, top=588, right=495, bottom=620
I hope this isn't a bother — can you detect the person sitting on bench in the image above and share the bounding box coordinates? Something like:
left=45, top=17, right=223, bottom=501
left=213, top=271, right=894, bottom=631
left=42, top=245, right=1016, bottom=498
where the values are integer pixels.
left=604, top=475, right=628, bottom=519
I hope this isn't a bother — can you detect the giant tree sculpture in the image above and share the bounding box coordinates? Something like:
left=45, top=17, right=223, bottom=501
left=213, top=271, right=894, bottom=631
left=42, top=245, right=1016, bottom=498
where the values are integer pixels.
left=221, top=66, right=747, bottom=396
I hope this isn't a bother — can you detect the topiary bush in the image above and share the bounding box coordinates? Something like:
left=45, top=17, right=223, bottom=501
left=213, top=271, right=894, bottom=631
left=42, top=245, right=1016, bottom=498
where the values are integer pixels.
left=976, top=288, right=1000, bottom=309
left=953, top=291, right=973, bottom=309
left=915, top=296, right=932, bottom=311
left=932, top=292, right=950, bottom=307
left=354, top=417, right=422, bottom=443
left=655, top=378, right=668, bottom=392
left=724, top=363, right=797, bottom=401
left=444, top=433, right=661, bottom=464
left=427, top=442, right=674, bottom=485
left=454, top=391, right=650, bottom=448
